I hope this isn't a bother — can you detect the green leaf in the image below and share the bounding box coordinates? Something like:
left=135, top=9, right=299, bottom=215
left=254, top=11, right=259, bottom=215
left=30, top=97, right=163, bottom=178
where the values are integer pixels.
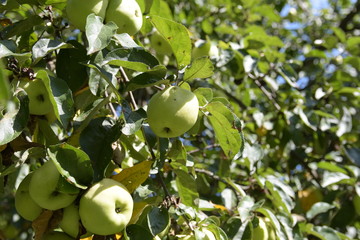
left=205, top=101, right=241, bottom=159
left=122, top=108, right=147, bottom=136
left=32, top=39, right=71, bottom=63
left=55, top=40, right=89, bottom=92
left=103, top=48, right=160, bottom=72
left=264, top=176, right=295, bottom=215
left=114, top=33, right=142, bottom=48
left=86, top=14, right=118, bottom=55
left=183, top=57, right=214, bottom=81
left=37, top=70, right=74, bottom=129
left=147, top=207, right=170, bottom=236
left=125, top=65, right=168, bottom=91
left=124, top=224, right=154, bottom=239
left=48, top=143, right=93, bottom=189
left=148, top=15, right=192, bottom=68
left=237, top=196, right=255, bottom=222
left=0, top=90, right=29, bottom=145
left=306, top=202, right=336, bottom=219
left=0, top=15, right=42, bottom=39
left=331, top=27, right=346, bottom=43
left=79, top=117, right=122, bottom=182
left=194, top=87, right=213, bottom=106
left=174, top=169, right=199, bottom=208
left=0, top=62, right=10, bottom=109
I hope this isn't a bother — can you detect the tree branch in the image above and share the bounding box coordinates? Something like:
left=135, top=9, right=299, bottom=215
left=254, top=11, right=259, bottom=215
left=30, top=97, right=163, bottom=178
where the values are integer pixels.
left=339, top=0, right=360, bottom=31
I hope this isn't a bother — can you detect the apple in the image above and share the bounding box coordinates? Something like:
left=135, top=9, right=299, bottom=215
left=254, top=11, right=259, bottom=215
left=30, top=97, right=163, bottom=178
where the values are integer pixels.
left=147, top=86, right=199, bottom=138
left=252, top=217, right=269, bottom=240
left=79, top=178, right=133, bottom=235
left=15, top=173, right=43, bottom=221
left=298, top=186, right=323, bottom=212
left=19, top=78, right=52, bottom=115
left=42, top=231, right=75, bottom=240
left=105, top=0, right=143, bottom=35
left=66, top=0, right=109, bottom=31
left=150, top=31, right=172, bottom=55
left=29, top=160, right=79, bottom=210
left=59, top=203, right=80, bottom=238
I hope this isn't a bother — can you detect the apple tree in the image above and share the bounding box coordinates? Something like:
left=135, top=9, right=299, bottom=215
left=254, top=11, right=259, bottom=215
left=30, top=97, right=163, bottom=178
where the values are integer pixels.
left=0, top=0, right=360, bottom=239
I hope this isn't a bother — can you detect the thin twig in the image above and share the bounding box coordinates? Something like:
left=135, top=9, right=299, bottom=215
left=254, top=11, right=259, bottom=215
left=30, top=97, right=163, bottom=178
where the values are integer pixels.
left=252, top=77, right=282, bottom=111
left=194, top=168, right=243, bottom=201
left=119, top=67, right=138, bottom=110
left=104, top=91, right=118, bottom=119
left=339, top=0, right=360, bottom=31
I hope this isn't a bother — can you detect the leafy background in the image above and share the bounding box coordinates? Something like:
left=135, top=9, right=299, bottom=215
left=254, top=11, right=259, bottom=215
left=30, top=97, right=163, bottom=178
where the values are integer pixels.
left=0, top=0, right=360, bottom=239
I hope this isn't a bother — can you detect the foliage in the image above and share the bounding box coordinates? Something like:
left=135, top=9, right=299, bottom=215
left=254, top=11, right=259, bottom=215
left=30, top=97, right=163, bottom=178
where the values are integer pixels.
left=1, top=0, right=360, bottom=239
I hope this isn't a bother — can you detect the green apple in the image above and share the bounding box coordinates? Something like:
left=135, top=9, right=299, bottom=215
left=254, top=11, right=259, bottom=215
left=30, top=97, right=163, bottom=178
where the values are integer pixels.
left=147, top=86, right=199, bottom=138
left=66, top=0, right=109, bottom=31
left=15, top=173, right=43, bottom=221
left=150, top=31, right=172, bottom=55
left=29, top=161, right=79, bottom=210
left=19, top=78, right=52, bottom=115
left=79, top=178, right=133, bottom=235
left=252, top=217, right=269, bottom=240
left=105, top=0, right=143, bottom=35
left=59, top=203, right=80, bottom=238
left=42, top=231, right=75, bottom=240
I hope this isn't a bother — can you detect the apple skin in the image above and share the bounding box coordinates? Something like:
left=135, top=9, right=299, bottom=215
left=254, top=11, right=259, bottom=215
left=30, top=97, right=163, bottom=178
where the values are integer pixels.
left=79, top=178, right=134, bottom=235
left=66, top=0, right=109, bottom=31
left=59, top=203, right=80, bottom=238
left=147, top=86, right=199, bottom=138
left=150, top=31, right=172, bottom=55
left=29, top=161, right=79, bottom=210
left=19, top=78, right=52, bottom=115
left=42, top=231, right=75, bottom=240
left=105, top=0, right=143, bottom=35
left=15, top=173, right=43, bottom=221
left=252, top=217, right=269, bottom=240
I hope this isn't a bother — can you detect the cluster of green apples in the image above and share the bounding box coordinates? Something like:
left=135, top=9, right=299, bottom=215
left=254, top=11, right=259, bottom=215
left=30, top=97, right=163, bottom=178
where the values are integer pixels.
left=147, top=86, right=199, bottom=138
left=66, top=0, right=143, bottom=35
left=15, top=160, right=134, bottom=238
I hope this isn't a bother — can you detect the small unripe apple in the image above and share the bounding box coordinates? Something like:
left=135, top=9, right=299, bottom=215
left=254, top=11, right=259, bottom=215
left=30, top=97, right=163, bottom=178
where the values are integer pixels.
left=79, top=178, right=133, bottom=235
left=15, top=173, right=43, bottom=221
left=150, top=31, right=172, bottom=55
left=59, top=203, right=80, bottom=238
left=42, top=231, right=75, bottom=240
left=105, top=0, right=143, bottom=35
left=252, top=217, right=269, bottom=240
left=147, top=86, right=199, bottom=138
left=66, top=0, right=109, bottom=31
left=29, top=161, right=79, bottom=210
left=19, top=78, right=52, bottom=115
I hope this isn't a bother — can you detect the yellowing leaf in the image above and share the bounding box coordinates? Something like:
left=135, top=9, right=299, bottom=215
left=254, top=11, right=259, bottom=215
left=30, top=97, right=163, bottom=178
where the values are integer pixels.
left=80, top=237, right=93, bottom=240
left=213, top=204, right=229, bottom=212
left=129, top=201, right=149, bottom=225
left=111, top=160, right=153, bottom=193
